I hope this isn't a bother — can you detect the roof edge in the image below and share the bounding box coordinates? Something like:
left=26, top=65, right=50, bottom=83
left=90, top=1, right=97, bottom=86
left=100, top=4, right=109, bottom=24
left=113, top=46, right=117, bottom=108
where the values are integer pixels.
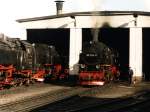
left=16, top=11, right=150, bottom=23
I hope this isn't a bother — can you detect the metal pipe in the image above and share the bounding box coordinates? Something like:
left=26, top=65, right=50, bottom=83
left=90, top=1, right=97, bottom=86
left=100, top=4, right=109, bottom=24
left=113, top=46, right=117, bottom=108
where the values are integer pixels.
left=55, top=0, right=64, bottom=15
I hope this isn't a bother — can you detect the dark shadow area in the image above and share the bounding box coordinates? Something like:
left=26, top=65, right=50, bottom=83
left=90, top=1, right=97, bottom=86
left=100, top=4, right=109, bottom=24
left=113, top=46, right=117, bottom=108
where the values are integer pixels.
left=100, top=28, right=129, bottom=67
left=82, top=28, right=129, bottom=66
left=143, top=28, right=150, bottom=81
left=27, top=29, right=70, bottom=66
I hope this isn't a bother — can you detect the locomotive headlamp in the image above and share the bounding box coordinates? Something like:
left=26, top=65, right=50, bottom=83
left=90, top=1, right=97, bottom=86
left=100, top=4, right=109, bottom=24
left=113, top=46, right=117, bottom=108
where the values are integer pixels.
left=80, top=64, right=86, bottom=69
left=96, top=65, right=100, bottom=69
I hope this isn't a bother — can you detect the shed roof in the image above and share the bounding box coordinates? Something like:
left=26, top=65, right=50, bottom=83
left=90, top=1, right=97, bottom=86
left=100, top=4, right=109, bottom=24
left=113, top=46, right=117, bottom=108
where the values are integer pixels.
left=16, top=11, right=150, bottom=23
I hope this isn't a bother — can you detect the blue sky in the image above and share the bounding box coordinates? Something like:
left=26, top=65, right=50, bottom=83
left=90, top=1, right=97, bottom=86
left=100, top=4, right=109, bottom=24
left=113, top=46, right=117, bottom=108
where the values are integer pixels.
left=0, top=0, right=149, bottom=39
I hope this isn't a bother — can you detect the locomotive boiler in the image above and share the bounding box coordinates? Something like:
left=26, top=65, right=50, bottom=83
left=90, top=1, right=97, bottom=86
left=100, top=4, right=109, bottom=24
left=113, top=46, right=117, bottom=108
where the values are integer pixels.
left=78, top=41, right=120, bottom=85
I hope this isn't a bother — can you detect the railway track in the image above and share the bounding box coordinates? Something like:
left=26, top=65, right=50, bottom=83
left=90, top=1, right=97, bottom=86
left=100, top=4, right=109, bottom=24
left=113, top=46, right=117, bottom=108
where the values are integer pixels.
left=68, top=90, right=150, bottom=112
left=107, top=91, right=150, bottom=112
left=0, top=86, right=90, bottom=112
left=31, top=83, right=116, bottom=112
left=30, top=84, right=150, bottom=112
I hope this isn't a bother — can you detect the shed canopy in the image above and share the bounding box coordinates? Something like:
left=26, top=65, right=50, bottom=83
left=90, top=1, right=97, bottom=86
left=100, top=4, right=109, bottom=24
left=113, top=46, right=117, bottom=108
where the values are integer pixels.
left=17, top=11, right=150, bottom=28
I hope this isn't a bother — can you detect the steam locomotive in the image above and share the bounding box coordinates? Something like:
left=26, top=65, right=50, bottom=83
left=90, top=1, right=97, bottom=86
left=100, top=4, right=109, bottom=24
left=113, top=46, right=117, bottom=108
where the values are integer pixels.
left=78, top=41, right=120, bottom=85
left=0, top=37, right=65, bottom=89
left=0, top=37, right=61, bottom=69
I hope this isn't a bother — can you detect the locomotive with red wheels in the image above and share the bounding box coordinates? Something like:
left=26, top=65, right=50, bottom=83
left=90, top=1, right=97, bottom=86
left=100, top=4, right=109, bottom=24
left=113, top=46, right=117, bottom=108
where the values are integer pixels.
left=78, top=41, right=120, bottom=86
left=0, top=36, right=67, bottom=89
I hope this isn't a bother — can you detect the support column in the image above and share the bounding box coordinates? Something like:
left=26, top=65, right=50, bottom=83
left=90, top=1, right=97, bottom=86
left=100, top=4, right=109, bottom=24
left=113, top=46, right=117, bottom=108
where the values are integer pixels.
left=129, top=27, right=142, bottom=83
left=69, top=28, right=82, bottom=75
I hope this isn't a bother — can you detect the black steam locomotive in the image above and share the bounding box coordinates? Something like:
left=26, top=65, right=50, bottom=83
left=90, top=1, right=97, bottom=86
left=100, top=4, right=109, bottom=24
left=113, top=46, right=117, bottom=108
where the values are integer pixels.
left=0, top=37, right=63, bottom=89
left=0, top=37, right=60, bottom=70
left=78, top=41, right=120, bottom=85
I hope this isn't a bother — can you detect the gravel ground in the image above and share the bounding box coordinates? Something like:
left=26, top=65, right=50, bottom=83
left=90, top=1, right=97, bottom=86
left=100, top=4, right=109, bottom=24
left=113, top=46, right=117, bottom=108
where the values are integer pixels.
left=80, top=82, right=150, bottom=98
left=0, top=81, right=150, bottom=106
left=31, top=82, right=150, bottom=112
left=0, top=83, right=71, bottom=105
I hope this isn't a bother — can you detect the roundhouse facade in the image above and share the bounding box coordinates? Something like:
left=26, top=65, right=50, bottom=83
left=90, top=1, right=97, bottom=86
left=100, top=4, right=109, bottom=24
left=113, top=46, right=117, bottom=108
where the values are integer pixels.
left=17, top=11, right=150, bottom=82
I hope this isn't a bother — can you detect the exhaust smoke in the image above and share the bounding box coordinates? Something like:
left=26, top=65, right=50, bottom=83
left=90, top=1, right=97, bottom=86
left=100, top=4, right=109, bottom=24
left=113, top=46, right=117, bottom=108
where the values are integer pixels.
left=91, top=0, right=104, bottom=42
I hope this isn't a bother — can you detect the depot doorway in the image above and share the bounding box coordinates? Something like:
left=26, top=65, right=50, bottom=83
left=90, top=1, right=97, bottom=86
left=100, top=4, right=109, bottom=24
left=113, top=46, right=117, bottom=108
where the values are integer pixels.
left=143, top=28, right=150, bottom=81
left=82, top=28, right=129, bottom=67
left=27, top=28, right=70, bottom=66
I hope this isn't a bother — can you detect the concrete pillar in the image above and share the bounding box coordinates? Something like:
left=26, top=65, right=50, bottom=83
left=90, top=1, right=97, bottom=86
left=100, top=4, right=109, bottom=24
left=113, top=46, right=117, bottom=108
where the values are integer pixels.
left=69, top=28, right=82, bottom=75
left=129, top=27, right=142, bottom=83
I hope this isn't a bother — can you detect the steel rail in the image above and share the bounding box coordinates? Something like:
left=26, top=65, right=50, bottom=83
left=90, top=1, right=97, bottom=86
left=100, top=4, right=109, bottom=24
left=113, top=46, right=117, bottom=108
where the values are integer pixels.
left=68, top=91, right=150, bottom=112
left=0, top=86, right=89, bottom=112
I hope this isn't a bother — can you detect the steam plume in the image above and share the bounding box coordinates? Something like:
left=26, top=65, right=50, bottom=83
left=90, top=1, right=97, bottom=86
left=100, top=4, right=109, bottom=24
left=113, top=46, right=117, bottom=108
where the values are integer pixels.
left=91, top=0, right=104, bottom=42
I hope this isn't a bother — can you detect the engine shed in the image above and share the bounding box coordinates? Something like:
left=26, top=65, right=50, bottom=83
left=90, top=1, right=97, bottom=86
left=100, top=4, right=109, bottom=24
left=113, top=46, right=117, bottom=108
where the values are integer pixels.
left=16, top=10, right=150, bottom=83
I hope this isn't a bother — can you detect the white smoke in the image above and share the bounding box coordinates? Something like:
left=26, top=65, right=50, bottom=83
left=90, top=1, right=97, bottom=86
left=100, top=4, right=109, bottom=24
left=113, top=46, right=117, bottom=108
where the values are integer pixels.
left=92, top=0, right=104, bottom=11
left=91, top=0, right=104, bottom=42
left=75, top=0, right=104, bottom=11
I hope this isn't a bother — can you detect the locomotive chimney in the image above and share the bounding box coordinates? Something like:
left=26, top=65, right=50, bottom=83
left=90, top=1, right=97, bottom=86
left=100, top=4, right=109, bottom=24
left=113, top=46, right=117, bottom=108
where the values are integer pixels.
left=55, top=0, right=64, bottom=15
